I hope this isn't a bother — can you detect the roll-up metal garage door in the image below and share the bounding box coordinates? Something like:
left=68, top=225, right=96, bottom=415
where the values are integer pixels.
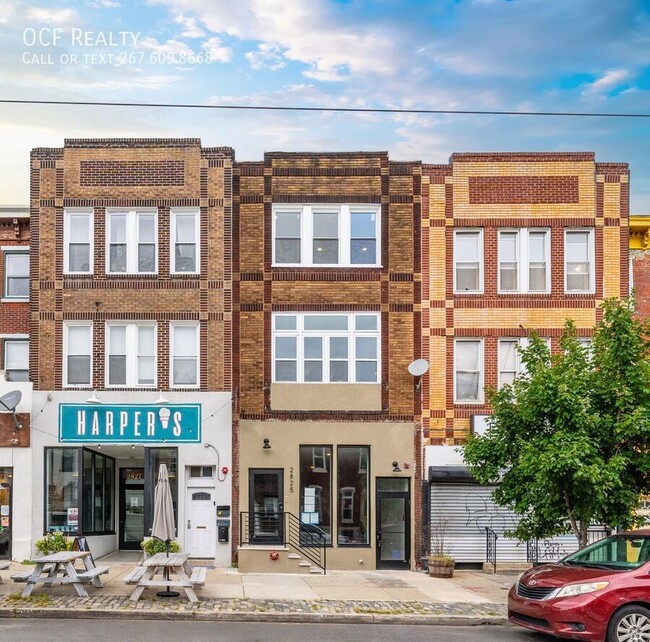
left=430, top=482, right=580, bottom=564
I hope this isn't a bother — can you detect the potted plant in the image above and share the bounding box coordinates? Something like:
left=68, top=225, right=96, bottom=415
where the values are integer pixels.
left=35, top=531, right=73, bottom=555
left=427, top=518, right=455, bottom=578
left=140, top=537, right=180, bottom=559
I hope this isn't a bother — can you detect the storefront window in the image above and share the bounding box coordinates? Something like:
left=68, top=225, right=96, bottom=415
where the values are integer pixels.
left=299, top=446, right=332, bottom=545
left=337, top=446, right=370, bottom=545
left=45, top=448, right=80, bottom=533
left=144, top=447, right=178, bottom=536
left=81, top=450, right=115, bottom=533
left=0, top=468, right=12, bottom=558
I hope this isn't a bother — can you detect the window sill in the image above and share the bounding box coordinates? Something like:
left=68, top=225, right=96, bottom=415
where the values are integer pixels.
left=1, top=297, right=28, bottom=303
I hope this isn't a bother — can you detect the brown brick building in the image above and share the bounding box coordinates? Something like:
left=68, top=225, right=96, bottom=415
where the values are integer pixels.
left=22, top=139, right=235, bottom=564
left=422, top=152, right=630, bottom=565
left=234, top=152, right=422, bottom=571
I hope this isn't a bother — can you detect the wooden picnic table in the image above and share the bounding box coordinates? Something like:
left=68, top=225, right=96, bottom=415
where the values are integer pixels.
left=128, top=552, right=202, bottom=603
left=20, top=551, right=107, bottom=598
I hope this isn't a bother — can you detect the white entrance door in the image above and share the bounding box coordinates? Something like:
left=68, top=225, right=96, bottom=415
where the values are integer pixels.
left=187, top=488, right=216, bottom=558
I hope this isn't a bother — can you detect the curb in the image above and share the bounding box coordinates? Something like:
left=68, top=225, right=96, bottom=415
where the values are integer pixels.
left=0, top=607, right=508, bottom=625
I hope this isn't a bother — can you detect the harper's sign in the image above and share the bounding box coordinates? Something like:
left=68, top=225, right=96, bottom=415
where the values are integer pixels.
left=58, top=404, right=201, bottom=443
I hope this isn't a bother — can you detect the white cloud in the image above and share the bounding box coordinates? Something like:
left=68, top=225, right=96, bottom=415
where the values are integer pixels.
left=25, top=7, right=79, bottom=25
left=202, top=37, right=232, bottom=63
left=139, top=37, right=195, bottom=58
left=174, top=15, right=205, bottom=38
left=581, top=69, right=632, bottom=95
left=149, top=0, right=400, bottom=79
left=87, top=0, right=121, bottom=7
left=246, top=43, right=285, bottom=71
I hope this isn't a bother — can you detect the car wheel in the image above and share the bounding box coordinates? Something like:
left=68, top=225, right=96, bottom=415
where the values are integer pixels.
left=607, top=605, right=650, bottom=642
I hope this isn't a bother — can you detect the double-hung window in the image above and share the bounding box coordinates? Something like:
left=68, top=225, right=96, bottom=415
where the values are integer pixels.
left=498, top=337, right=551, bottom=388
left=64, top=209, right=93, bottom=274
left=171, top=208, right=199, bottom=273
left=3, top=250, right=29, bottom=299
left=3, top=338, right=28, bottom=381
left=106, top=323, right=156, bottom=387
left=454, top=229, right=483, bottom=293
left=498, top=229, right=550, bottom=293
left=64, top=322, right=92, bottom=387
left=273, top=313, right=380, bottom=383
left=565, top=229, right=594, bottom=293
left=454, top=339, right=483, bottom=402
left=170, top=323, right=199, bottom=387
left=273, top=205, right=380, bottom=267
left=107, top=209, right=157, bottom=274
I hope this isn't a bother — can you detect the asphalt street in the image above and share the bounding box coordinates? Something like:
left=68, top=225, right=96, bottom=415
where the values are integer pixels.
left=0, top=619, right=555, bottom=642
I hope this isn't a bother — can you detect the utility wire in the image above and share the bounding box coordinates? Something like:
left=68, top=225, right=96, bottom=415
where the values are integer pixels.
left=0, top=98, right=649, bottom=118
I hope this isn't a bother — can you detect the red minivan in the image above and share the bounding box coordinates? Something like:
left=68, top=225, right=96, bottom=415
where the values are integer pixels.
left=508, top=529, right=650, bottom=641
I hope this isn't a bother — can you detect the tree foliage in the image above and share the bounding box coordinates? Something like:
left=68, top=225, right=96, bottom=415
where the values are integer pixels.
left=463, top=297, right=650, bottom=547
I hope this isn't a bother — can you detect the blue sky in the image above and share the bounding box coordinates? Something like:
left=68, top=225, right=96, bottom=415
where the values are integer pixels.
left=1, top=0, right=649, bottom=211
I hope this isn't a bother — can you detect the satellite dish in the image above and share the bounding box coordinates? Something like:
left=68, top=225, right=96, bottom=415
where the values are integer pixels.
left=0, top=389, right=22, bottom=412
left=407, top=359, right=429, bottom=377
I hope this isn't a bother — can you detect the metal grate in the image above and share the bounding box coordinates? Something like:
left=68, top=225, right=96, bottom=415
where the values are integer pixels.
left=517, top=582, right=556, bottom=600
left=510, top=610, right=552, bottom=630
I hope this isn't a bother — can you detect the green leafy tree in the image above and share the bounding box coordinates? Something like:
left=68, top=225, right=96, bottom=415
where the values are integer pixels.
left=463, top=297, right=650, bottom=547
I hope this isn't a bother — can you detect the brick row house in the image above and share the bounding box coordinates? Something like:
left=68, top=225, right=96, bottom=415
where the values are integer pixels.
left=0, top=205, right=30, bottom=558
left=421, top=153, right=630, bottom=564
left=0, top=141, right=631, bottom=571
left=234, top=153, right=421, bottom=571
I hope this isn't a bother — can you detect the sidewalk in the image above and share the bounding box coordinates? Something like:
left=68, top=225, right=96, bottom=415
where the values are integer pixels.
left=0, top=558, right=514, bottom=625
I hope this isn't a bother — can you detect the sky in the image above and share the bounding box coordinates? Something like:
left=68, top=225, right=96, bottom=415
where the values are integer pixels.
left=0, top=0, right=649, bottom=211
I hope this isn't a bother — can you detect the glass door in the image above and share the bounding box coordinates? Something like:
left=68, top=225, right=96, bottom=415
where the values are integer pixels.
left=119, top=468, right=144, bottom=550
left=0, top=468, right=12, bottom=559
left=248, top=469, right=284, bottom=545
left=376, top=478, right=410, bottom=569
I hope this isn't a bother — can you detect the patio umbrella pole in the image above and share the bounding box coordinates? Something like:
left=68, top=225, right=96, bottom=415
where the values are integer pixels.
left=152, top=463, right=180, bottom=599
left=156, top=538, right=179, bottom=598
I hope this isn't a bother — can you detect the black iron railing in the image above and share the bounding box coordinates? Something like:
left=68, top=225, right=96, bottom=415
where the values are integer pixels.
left=526, top=528, right=612, bottom=565
left=239, top=511, right=327, bottom=574
left=485, top=527, right=498, bottom=573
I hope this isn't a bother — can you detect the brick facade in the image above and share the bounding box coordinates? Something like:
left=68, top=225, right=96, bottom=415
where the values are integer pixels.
left=29, top=138, right=234, bottom=392
left=0, top=210, right=29, bottom=372
left=422, top=152, right=629, bottom=445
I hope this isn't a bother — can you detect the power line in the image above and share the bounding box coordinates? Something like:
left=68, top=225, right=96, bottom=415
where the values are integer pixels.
left=0, top=98, right=649, bottom=118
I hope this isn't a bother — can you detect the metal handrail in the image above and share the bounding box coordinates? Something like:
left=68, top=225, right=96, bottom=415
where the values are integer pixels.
left=239, top=511, right=327, bottom=574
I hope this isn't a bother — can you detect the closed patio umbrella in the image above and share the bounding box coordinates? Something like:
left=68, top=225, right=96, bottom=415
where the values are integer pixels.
left=151, top=463, right=178, bottom=597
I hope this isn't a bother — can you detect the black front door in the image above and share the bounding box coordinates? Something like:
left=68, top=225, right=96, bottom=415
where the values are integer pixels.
left=248, top=469, right=284, bottom=545
left=376, top=485, right=410, bottom=569
left=119, top=468, right=144, bottom=550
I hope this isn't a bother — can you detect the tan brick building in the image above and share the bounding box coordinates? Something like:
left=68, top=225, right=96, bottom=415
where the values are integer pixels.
left=422, top=152, right=629, bottom=565
left=234, top=152, right=422, bottom=571
left=16, top=139, right=235, bottom=564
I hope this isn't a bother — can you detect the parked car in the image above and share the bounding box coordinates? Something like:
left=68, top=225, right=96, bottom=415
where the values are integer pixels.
left=508, top=529, right=650, bottom=641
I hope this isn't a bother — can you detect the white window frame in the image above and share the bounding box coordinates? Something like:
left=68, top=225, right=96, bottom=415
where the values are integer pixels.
left=272, top=204, right=381, bottom=267
left=105, top=322, right=157, bottom=388
left=498, top=337, right=551, bottom=388
left=106, top=209, right=158, bottom=275
left=454, top=338, right=484, bottom=403
left=339, top=487, right=355, bottom=524
left=63, top=321, right=92, bottom=388
left=64, top=208, right=93, bottom=275
left=2, top=335, right=29, bottom=382
left=453, top=229, right=484, bottom=294
left=272, top=312, right=381, bottom=384
left=2, top=248, right=29, bottom=301
left=170, top=322, right=200, bottom=388
left=171, top=208, right=200, bottom=274
left=312, top=447, right=328, bottom=473
left=564, top=228, right=595, bottom=294
left=498, top=228, right=551, bottom=294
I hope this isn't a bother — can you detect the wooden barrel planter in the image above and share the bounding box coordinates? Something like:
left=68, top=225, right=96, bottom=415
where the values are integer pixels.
left=427, top=556, right=455, bottom=578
